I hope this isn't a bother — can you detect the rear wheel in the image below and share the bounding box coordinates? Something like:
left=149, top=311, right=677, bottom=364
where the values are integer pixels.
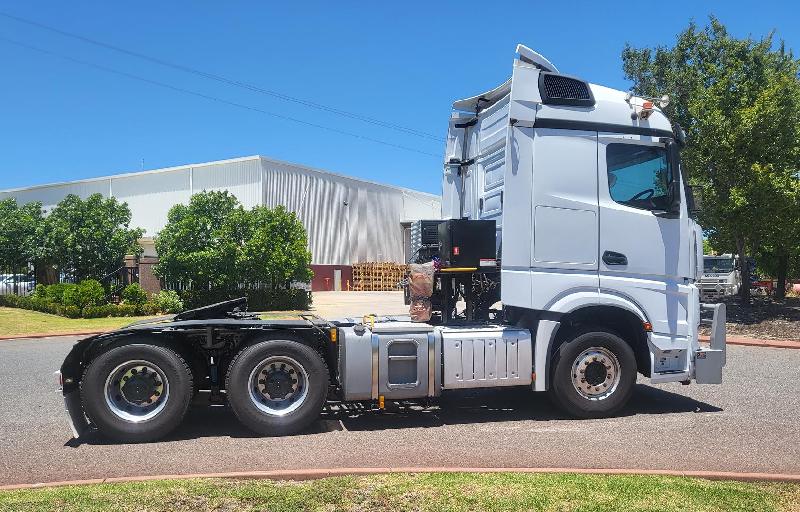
left=549, top=329, right=636, bottom=418
left=225, top=338, right=328, bottom=436
left=80, top=343, right=193, bottom=442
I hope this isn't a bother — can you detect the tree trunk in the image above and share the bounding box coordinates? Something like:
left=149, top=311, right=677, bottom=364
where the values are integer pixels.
left=774, top=245, right=788, bottom=301
left=736, top=237, right=750, bottom=301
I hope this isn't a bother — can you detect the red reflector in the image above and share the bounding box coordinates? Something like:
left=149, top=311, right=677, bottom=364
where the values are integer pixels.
left=643, top=100, right=654, bottom=109
left=453, top=246, right=460, bottom=256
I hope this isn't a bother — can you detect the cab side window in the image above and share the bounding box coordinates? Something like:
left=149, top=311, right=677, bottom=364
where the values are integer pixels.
left=606, top=144, right=672, bottom=211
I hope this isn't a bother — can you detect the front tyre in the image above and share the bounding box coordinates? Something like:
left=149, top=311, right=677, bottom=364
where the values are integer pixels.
left=225, top=339, right=328, bottom=436
left=549, top=329, right=637, bottom=418
left=80, top=343, right=193, bottom=443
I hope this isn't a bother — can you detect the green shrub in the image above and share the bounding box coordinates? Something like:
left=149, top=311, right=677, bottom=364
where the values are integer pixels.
left=82, top=304, right=113, bottom=318
left=152, top=290, right=184, bottom=314
left=45, top=283, right=77, bottom=305
left=59, top=305, right=82, bottom=318
left=83, top=303, right=139, bottom=318
left=121, top=283, right=148, bottom=305
left=29, top=296, right=60, bottom=315
left=117, top=304, right=138, bottom=316
left=137, top=301, right=161, bottom=316
left=0, top=294, right=61, bottom=315
left=0, top=294, right=22, bottom=308
left=63, top=279, right=105, bottom=310
left=31, top=284, right=47, bottom=299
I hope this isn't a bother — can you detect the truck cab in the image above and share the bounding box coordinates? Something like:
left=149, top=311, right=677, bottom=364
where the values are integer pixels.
left=700, top=254, right=741, bottom=300
left=57, top=44, right=726, bottom=443
left=438, top=45, right=724, bottom=392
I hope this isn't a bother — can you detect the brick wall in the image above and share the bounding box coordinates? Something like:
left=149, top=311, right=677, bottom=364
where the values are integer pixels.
left=138, top=256, right=161, bottom=295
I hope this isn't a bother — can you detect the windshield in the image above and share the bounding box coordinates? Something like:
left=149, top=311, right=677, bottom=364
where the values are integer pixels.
left=704, top=258, right=734, bottom=273
left=606, top=144, right=672, bottom=211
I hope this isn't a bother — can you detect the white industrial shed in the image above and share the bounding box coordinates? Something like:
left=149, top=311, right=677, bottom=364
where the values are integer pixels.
left=0, top=155, right=441, bottom=291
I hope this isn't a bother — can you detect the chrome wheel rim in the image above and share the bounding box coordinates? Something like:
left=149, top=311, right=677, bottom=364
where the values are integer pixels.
left=248, top=356, right=309, bottom=416
left=104, top=360, right=170, bottom=422
left=571, top=347, right=621, bottom=401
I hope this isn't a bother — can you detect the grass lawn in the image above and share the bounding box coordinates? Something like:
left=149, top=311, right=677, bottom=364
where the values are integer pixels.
left=2, top=473, right=799, bottom=512
left=0, top=307, right=157, bottom=337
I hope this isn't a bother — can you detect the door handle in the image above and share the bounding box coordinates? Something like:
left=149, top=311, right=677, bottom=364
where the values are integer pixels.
left=602, top=251, right=628, bottom=266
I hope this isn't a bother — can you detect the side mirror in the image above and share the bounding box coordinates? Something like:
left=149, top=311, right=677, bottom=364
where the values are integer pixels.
left=686, top=185, right=703, bottom=214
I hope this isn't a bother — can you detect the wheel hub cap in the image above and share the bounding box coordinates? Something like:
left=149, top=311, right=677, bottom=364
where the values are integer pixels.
left=104, top=361, right=169, bottom=422
left=571, top=347, right=621, bottom=401
left=249, top=356, right=308, bottom=416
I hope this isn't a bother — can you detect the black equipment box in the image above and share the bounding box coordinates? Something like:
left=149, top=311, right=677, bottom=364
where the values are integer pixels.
left=409, top=220, right=444, bottom=263
left=437, top=219, right=496, bottom=268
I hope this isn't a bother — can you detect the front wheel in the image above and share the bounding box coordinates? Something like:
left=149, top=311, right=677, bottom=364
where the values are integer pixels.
left=225, top=338, right=328, bottom=436
left=549, top=329, right=637, bottom=418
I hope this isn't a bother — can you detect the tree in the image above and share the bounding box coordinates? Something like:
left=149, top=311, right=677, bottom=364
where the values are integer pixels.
left=239, top=205, right=313, bottom=288
left=43, top=194, right=143, bottom=282
left=0, top=198, right=43, bottom=292
left=622, top=17, right=800, bottom=300
left=154, top=190, right=240, bottom=289
left=154, top=191, right=312, bottom=291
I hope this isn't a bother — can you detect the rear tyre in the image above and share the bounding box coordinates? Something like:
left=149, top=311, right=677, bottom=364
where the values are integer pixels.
left=549, top=328, right=636, bottom=418
left=80, top=343, right=193, bottom=443
left=225, top=339, right=328, bottom=436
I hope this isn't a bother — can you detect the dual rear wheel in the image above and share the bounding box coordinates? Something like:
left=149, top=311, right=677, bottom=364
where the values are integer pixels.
left=80, top=338, right=328, bottom=443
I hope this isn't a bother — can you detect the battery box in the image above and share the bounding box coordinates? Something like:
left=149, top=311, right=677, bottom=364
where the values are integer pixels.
left=438, top=219, right=496, bottom=268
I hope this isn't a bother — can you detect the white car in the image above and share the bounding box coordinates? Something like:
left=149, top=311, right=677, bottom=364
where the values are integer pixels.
left=0, top=274, right=35, bottom=296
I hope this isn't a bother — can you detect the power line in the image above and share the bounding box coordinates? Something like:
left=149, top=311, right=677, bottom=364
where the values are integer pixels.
left=0, top=11, right=445, bottom=142
left=0, top=36, right=441, bottom=158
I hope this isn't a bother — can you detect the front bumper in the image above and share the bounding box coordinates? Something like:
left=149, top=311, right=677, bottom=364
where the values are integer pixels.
left=699, top=283, right=737, bottom=300
left=54, top=370, right=90, bottom=438
left=695, top=303, right=726, bottom=384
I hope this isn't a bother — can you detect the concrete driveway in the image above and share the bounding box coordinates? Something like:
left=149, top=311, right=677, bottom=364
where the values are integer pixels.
left=1, top=335, right=799, bottom=486
left=309, top=291, right=408, bottom=318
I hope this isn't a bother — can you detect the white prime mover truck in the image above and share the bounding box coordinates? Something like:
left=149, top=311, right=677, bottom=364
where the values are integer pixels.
left=700, top=254, right=741, bottom=301
left=56, top=44, right=726, bottom=442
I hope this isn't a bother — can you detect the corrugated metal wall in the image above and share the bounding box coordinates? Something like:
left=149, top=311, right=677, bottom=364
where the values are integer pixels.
left=0, top=156, right=441, bottom=265
left=112, top=168, right=191, bottom=236
left=260, top=157, right=439, bottom=264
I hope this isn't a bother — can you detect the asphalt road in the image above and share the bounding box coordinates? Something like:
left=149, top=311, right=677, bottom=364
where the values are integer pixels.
left=1, top=336, right=799, bottom=486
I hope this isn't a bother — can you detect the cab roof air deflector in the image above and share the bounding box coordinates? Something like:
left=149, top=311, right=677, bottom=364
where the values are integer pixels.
left=515, top=44, right=559, bottom=73
left=452, top=44, right=558, bottom=113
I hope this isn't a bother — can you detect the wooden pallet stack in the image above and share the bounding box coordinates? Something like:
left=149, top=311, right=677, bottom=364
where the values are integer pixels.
left=352, top=262, right=408, bottom=291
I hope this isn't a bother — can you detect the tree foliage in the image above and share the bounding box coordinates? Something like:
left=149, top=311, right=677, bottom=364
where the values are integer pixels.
left=0, top=198, right=43, bottom=276
left=154, top=191, right=312, bottom=290
left=622, top=17, right=800, bottom=297
left=42, top=193, right=143, bottom=282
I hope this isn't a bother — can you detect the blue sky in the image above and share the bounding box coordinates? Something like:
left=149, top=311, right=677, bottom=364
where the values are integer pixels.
left=0, top=1, right=798, bottom=194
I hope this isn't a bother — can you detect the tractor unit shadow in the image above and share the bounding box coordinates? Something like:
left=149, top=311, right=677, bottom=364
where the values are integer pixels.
left=64, top=383, right=721, bottom=447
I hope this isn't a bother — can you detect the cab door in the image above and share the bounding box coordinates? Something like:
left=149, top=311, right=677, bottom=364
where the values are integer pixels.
left=597, top=134, right=691, bottom=339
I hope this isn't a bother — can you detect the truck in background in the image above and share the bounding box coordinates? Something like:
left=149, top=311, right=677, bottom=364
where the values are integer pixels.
left=56, top=44, right=726, bottom=443
left=700, top=254, right=741, bottom=301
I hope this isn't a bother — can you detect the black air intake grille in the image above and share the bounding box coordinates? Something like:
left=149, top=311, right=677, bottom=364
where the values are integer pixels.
left=539, top=72, right=595, bottom=107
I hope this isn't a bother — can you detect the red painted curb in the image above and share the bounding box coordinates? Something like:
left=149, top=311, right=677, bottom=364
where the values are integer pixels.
left=2, top=467, right=800, bottom=490
left=0, top=331, right=105, bottom=341
left=700, top=335, right=799, bottom=349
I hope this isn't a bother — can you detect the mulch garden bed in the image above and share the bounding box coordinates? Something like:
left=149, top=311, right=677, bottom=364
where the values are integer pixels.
left=699, top=296, right=800, bottom=341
